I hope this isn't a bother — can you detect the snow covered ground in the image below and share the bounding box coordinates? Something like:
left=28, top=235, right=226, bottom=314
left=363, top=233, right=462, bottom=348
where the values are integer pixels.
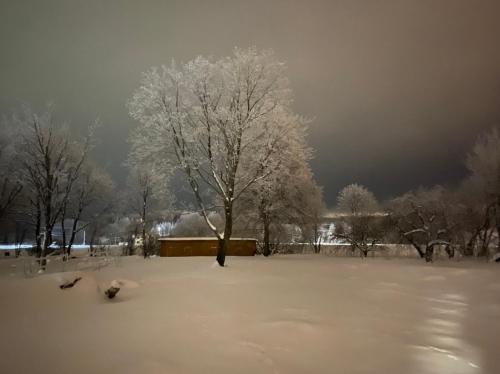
left=0, top=255, right=499, bottom=374
left=0, top=244, right=94, bottom=250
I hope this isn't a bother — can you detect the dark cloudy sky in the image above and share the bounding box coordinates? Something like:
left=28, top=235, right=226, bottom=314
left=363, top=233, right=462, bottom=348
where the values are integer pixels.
left=1, top=0, right=500, bottom=206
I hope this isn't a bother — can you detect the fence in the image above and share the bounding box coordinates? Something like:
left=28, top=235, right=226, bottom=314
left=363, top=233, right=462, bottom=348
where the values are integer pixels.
left=270, top=243, right=455, bottom=258
left=23, top=255, right=121, bottom=278
left=0, top=246, right=123, bottom=278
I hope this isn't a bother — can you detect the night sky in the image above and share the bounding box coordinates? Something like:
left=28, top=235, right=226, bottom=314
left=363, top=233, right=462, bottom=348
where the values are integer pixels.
left=1, top=0, right=500, bottom=206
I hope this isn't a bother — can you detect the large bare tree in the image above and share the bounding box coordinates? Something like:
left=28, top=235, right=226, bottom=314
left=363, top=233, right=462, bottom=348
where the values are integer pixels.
left=129, top=48, right=306, bottom=266
left=13, top=108, right=94, bottom=259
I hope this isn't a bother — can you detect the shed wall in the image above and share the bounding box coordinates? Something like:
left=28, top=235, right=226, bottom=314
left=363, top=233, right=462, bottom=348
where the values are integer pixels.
left=159, top=239, right=256, bottom=257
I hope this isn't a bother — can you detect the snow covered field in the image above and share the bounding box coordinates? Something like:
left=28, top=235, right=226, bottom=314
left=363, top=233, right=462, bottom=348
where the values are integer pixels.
left=0, top=255, right=499, bottom=374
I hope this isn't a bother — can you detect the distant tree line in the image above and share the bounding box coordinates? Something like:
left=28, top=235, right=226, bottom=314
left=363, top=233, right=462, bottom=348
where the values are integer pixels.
left=0, top=49, right=326, bottom=265
left=332, top=127, right=500, bottom=261
left=0, top=107, right=115, bottom=258
left=7, top=47, right=497, bottom=266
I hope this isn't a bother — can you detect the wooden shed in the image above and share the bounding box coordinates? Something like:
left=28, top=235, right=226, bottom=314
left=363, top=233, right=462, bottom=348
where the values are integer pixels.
left=158, top=237, right=257, bottom=257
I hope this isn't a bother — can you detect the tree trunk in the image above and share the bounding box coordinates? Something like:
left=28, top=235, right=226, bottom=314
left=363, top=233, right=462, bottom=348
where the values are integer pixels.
left=217, top=204, right=233, bottom=267
left=34, top=200, right=42, bottom=256
left=313, top=222, right=321, bottom=254
left=360, top=245, right=368, bottom=258
left=464, top=242, right=474, bottom=257
left=61, top=217, right=67, bottom=257
left=465, top=231, right=479, bottom=256
left=217, top=238, right=227, bottom=266
left=407, top=238, right=425, bottom=258
left=484, top=228, right=494, bottom=257
left=43, top=168, right=52, bottom=259
left=262, top=214, right=271, bottom=257
left=425, top=244, right=434, bottom=262
left=42, top=226, right=52, bottom=258
left=142, top=195, right=147, bottom=258
left=67, top=218, right=79, bottom=257
left=15, top=225, right=27, bottom=258
left=496, top=199, right=500, bottom=253
left=444, top=245, right=454, bottom=259
left=40, top=228, right=52, bottom=269
left=478, top=227, right=493, bottom=257
left=90, top=225, right=99, bottom=256
left=68, top=203, right=85, bottom=256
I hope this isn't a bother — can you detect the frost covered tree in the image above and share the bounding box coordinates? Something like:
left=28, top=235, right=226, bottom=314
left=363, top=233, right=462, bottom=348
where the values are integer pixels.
left=334, top=184, right=381, bottom=256
left=124, top=166, right=172, bottom=257
left=129, top=47, right=306, bottom=266
left=288, top=173, right=325, bottom=254
left=465, top=127, right=500, bottom=254
left=12, top=108, right=95, bottom=259
left=238, top=167, right=323, bottom=256
left=60, top=162, right=114, bottom=256
left=388, top=186, right=455, bottom=262
left=235, top=116, right=320, bottom=256
left=337, top=183, right=378, bottom=215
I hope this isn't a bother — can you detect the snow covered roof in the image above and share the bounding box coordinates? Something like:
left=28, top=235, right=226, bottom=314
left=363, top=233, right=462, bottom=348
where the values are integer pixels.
left=158, top=237, right=257, bottom=241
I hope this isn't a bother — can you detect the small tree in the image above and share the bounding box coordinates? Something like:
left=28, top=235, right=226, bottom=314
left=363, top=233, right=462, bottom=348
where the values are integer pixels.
left=388, top=186, right=455, bottom=262
left=334, top=184, right=381, bottom=257
left=236, top=119, right=320, bottom=256
left=333, top=215, right=385, bottom=257
left=337, top=183, right=378, bottom=215
left=124, top=164, right=174, bottom=257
